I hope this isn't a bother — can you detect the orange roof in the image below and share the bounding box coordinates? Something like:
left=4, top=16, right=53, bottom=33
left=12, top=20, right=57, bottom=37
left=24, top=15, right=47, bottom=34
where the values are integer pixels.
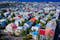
left=30, top=17, right=37, bottom=22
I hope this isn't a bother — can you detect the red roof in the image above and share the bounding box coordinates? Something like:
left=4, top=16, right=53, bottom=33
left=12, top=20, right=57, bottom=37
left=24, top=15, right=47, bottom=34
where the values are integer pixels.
left=39, top=29, right=45, bottom=36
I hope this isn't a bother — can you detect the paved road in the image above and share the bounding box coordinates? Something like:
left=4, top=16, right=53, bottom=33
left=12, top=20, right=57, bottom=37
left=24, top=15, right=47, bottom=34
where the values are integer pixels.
left=0, top=30, right=23, bottom=40
left=53, top=13, right=60, bottom=40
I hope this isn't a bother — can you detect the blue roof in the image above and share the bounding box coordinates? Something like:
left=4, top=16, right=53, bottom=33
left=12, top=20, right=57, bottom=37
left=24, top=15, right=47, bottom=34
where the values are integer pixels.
left=32, top=31, right=38, bottom=35
left=35, top=24, right=41, bottom=27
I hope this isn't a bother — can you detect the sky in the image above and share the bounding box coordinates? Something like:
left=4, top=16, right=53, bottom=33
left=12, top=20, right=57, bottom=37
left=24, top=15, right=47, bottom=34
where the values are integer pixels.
left=0, top=0, right=60, bottom=2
